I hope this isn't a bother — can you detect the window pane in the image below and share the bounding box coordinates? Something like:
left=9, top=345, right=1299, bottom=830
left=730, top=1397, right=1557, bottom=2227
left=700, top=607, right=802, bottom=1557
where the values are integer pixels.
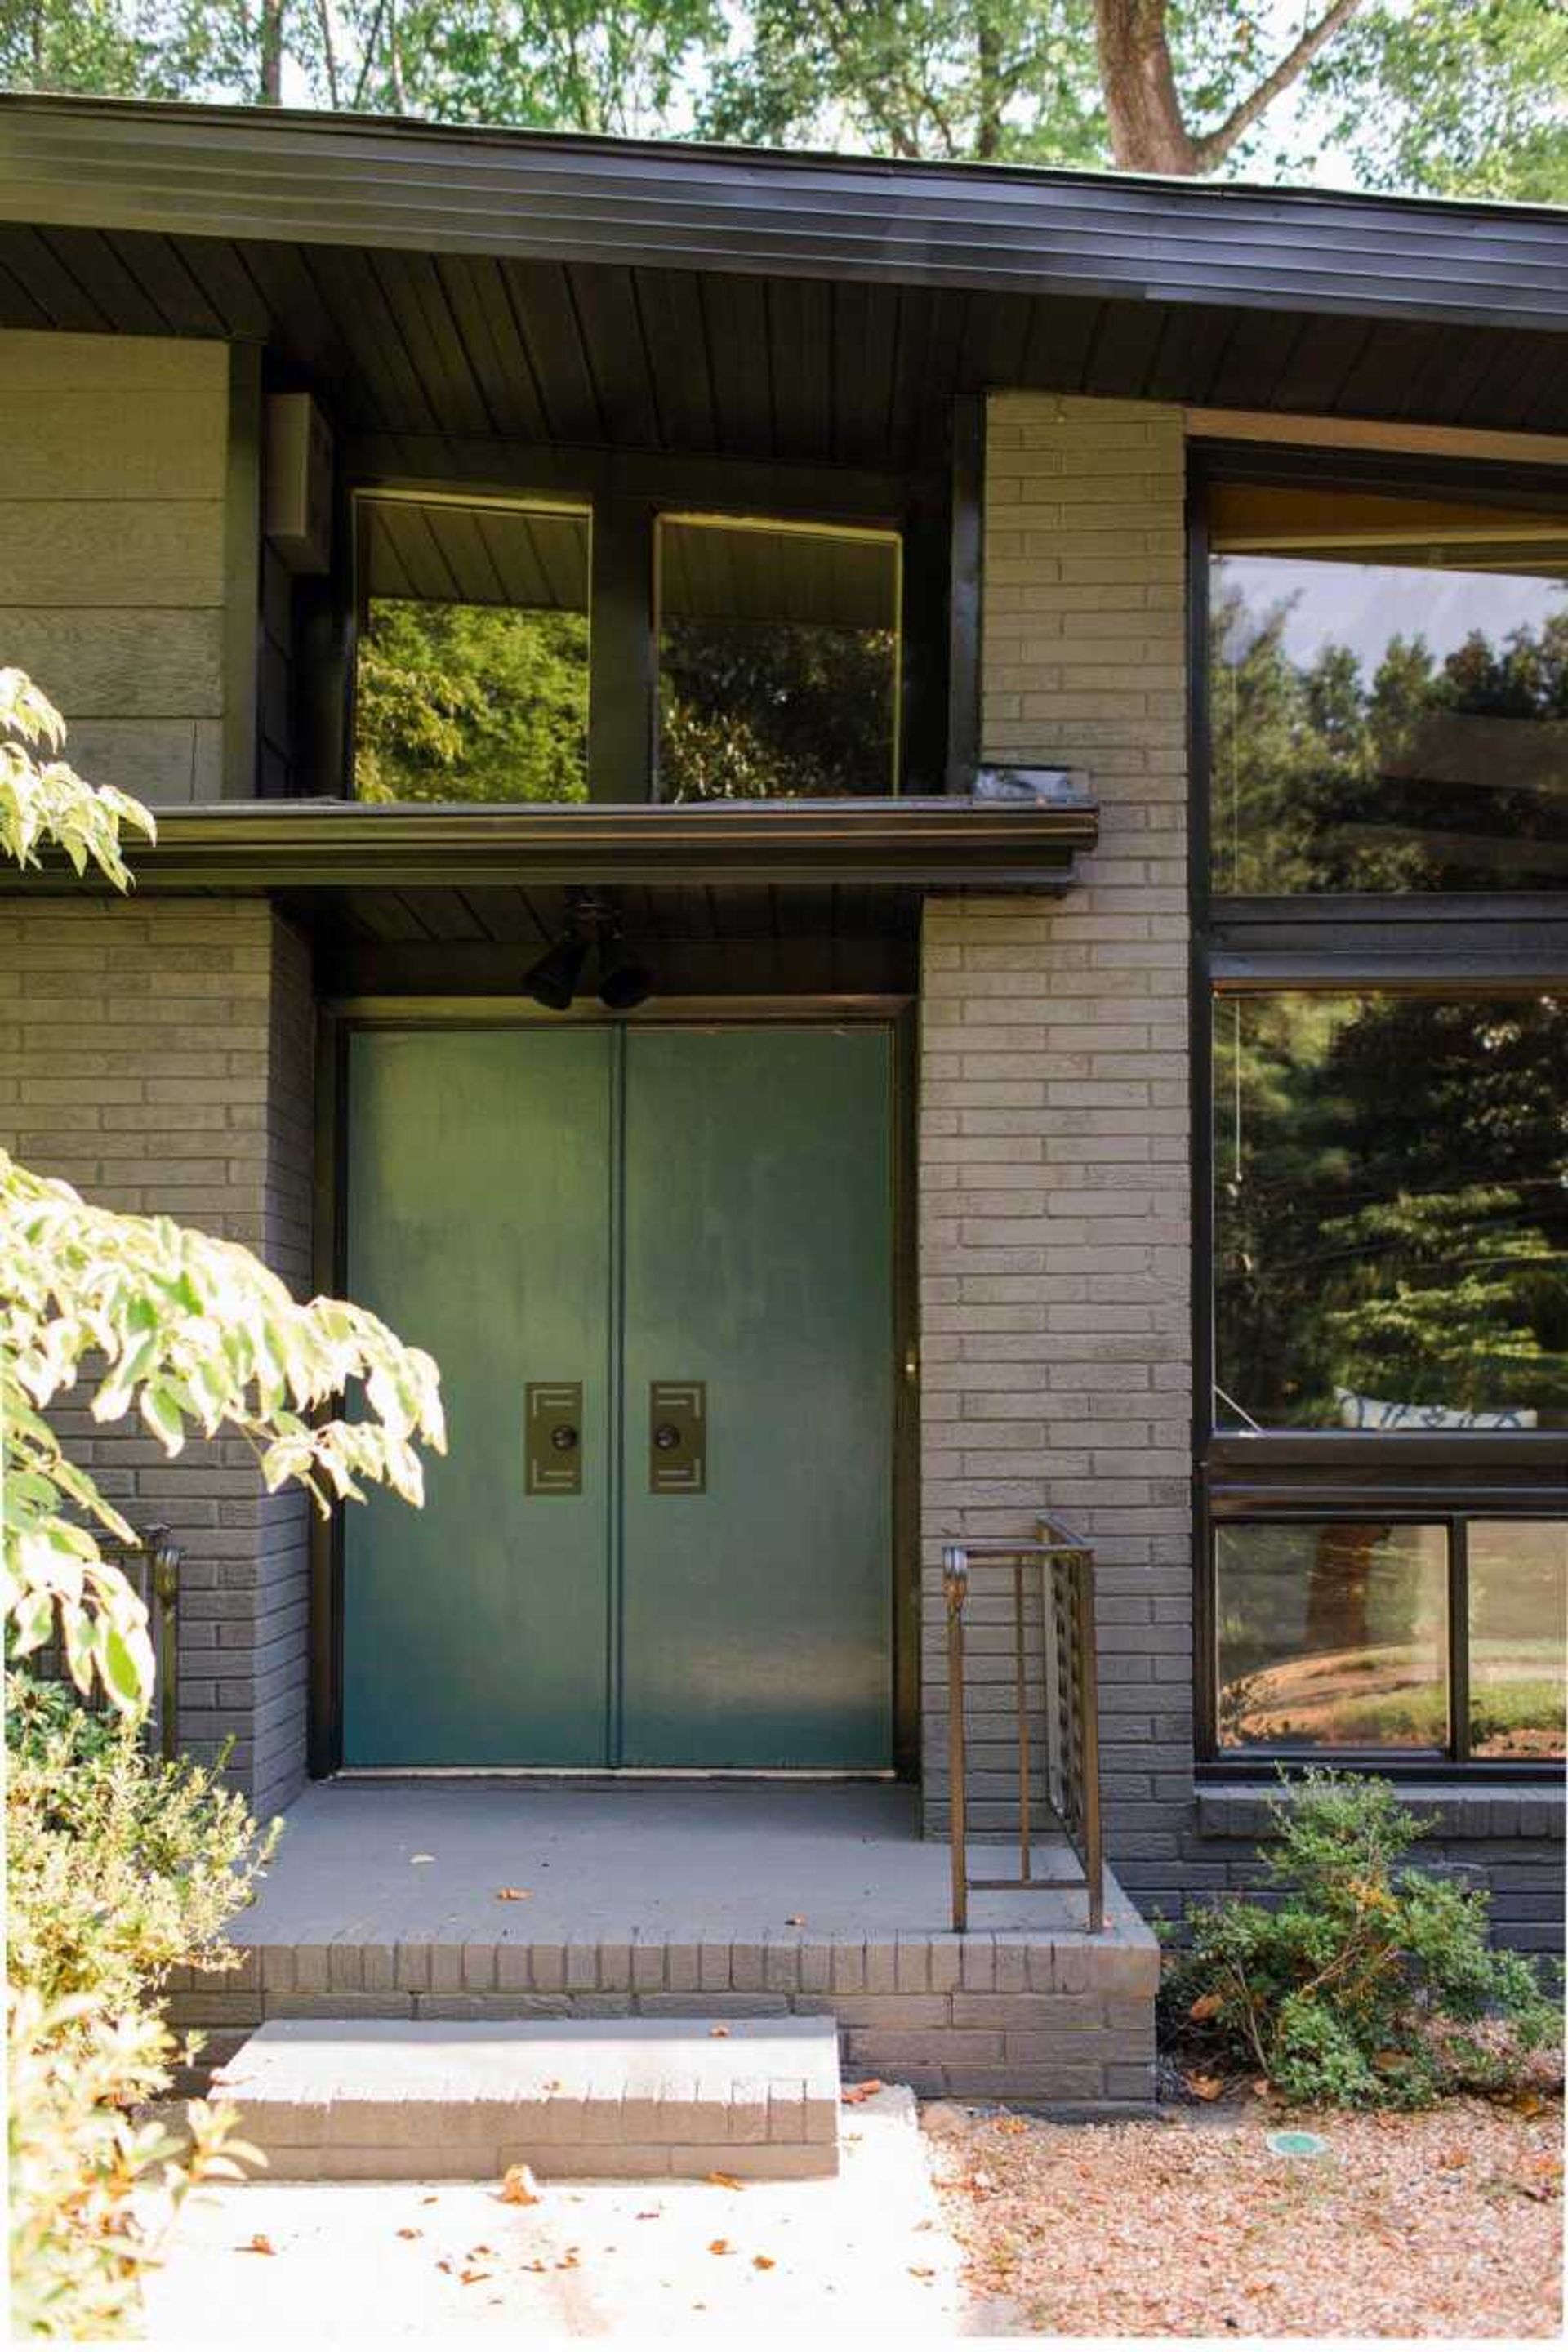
left=1216, top=1522, right=1449, bottom=1750
left=656, top=516, right=899, bottom=799
left=354, top=497, right=589, bottom=803
left=1469, top=1521, right=1567, bottom=1759
left=1214, top=991, right=1568, bottom=1430
left=1209, top=481, right=1568, bottom=893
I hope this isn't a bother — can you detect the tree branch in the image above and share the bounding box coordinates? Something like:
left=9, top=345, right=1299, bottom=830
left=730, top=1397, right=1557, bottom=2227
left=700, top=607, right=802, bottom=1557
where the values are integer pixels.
left=1192, top=0, right=1371, bottom=172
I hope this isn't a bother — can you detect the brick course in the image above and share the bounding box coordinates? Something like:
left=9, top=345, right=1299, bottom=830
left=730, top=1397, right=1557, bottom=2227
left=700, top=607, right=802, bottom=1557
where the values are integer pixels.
left=1, top=895, right=314, bottom=1814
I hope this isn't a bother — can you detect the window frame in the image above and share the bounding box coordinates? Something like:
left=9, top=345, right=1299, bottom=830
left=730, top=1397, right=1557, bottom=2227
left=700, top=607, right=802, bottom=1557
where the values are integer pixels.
left=341, top=462, right=937, bottom=806
left=1188, top=442, right=1568, bottom=1779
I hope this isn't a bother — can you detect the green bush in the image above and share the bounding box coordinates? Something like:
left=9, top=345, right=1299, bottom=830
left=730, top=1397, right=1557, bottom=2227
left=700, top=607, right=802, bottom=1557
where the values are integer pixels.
left=7, top=1671, right=279, bottom=2337
left=1162, top=1769, right=1561, bottom=2109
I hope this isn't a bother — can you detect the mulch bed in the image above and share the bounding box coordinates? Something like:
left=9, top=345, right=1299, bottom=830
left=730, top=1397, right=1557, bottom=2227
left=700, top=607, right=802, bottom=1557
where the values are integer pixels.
left=925, top=2094, right=1564, bottom=2338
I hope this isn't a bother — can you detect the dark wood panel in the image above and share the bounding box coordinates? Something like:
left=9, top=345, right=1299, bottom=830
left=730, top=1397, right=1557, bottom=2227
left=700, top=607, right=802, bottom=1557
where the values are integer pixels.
left=567, top=263, right=661, bottom=450
left=629, top=268, right=716, bottom=452
left=502, top=260, right=604, bottom=443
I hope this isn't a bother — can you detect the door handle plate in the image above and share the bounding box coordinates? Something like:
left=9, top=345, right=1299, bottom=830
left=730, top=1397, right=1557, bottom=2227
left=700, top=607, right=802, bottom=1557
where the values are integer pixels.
left=526, top=1381, right=584, bottom=1495
left=648, top=1380, right=706, bottom=1494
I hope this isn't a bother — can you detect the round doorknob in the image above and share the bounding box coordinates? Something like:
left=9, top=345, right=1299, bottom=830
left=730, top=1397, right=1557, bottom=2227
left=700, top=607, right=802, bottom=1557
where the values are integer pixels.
left=550, top=1423, right=579, bottom=1452
left=654, top=1423, right=681, bottom=1451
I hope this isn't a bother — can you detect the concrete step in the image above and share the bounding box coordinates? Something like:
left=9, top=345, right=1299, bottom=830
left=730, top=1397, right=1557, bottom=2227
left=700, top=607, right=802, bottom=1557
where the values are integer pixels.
left=212, top=2015, right=841, bottom=2182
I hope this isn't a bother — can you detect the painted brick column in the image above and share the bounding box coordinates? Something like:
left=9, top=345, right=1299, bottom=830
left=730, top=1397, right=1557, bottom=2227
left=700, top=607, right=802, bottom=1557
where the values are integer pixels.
left=920, top=394, right=1193, bottom=1906
left=0, top=897, right=314, bottom=1816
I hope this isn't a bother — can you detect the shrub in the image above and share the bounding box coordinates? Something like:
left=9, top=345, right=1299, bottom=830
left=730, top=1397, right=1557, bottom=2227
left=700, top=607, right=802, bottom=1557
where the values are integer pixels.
left=1162, top=1769, right=1561, bottom=2109
left=6, top=1672, right=278, bottom=2337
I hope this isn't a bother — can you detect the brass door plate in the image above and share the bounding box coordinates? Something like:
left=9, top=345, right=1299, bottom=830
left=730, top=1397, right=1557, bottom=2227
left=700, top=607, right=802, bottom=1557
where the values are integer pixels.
left=525, top=1381, right=584, bottom=1495
left=649, top=1380, right=706, bottom=1494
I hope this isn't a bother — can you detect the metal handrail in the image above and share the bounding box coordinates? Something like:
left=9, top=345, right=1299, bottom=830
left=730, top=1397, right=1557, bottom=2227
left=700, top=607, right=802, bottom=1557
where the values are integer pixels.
left=942, top=1514, right=1103, bottom=1934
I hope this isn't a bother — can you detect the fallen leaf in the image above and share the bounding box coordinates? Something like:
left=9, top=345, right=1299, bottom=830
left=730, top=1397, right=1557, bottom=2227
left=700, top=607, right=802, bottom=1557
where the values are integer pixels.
left=706, top=2172, right=743, bottom=2191
left=785, top=1914, right=805, bottom=1927
left=437, top=2258, right=453, bottom=2274
left=753, top=2254, right=776, bottom=2271
left=1372, top=2049, right=1405, bottom=2073
left=499, top=2163, right=542, bottom=2207
left=635, top=2210, right=662, bottom=2221
left=841, top=2079, right=885, bottom=2105
left=1188, top=1992, right=1223, bottom=2023
left=1183, top=2072, right=1225, bottom=2102
left=396, top=2226, right=423, bottom=2240
left=1437, top=2145, right=1470, bottom=2169
left=708, top=2238, right=733, bottom=2256
left=495, top=1887, right=532, bottom=1901
left=459, top=2268, right=492, bottom=2286
left=993, top=2115, right=1029, bottom=2135
left=709, top=2025, right=730, bottom=2039
left=421, top=2195, right=439, bottom=2206
left=240, top=2234, right=277, bottom=2256
left=409, top=1853, right=436, bottom=1864
left=909, top=2265, right=936, bottom=2280
left=1512, top=2091, right=1546, bottom=2118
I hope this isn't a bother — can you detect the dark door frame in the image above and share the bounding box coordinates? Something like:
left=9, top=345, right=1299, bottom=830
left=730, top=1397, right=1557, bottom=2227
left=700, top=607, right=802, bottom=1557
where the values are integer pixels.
left=309, top=992, right=920, bottom=1780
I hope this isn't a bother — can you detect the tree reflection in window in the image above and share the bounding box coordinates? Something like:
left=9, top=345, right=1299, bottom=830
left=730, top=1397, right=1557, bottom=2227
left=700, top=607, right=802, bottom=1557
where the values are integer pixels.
left=1209, top=483, right=1568, bottom=893
left=1214, top=992, right=1568, bottom=1431
left=657, top=515, right=900, bottom=800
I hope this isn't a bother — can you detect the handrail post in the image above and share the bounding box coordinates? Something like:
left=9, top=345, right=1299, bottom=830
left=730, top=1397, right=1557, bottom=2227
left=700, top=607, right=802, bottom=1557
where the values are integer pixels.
left=942, top=1545, right=969, bottom=1934
left=1074, top=1544, right=1105, bottom=1934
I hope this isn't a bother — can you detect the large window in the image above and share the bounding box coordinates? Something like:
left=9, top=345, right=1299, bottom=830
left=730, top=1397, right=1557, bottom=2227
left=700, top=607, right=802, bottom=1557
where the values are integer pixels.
left=1214, top=991, right=1568, bottom=1432
left=1196, top=452, right=1568, bottom=1774
left=1215, top=1517, right=1566, bottom=1762
left=655, top=514, right=901, bottom=800
left=353, top=494, right=590, bottom=803
left=1210, top=480, right=1568, bottom=893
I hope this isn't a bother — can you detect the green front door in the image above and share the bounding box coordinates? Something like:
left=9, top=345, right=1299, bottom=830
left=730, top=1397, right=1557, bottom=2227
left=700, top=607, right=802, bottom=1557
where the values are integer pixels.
left=341, top=1023, right=894, bottom=1770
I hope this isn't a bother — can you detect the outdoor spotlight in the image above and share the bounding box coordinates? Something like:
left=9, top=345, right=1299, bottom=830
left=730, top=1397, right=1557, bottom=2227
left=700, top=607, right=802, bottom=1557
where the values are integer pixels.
left=597, top=952, right=655, bottom=1011
left=520, top=931, right=589, bottom=1010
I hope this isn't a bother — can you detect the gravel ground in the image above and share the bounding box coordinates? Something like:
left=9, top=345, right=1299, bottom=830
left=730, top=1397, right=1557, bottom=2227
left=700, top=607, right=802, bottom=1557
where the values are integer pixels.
left=925, top=2095, right=1564, bottom=2338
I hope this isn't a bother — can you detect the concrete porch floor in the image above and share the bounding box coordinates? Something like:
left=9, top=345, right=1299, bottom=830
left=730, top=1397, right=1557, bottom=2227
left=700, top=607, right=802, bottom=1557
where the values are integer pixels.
left=171, top=1781, right=1159, bottom=2114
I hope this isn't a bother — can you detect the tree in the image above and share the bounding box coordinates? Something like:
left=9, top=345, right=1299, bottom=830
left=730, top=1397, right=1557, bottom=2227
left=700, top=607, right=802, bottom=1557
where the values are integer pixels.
left=1, top=0, right=1562, bottom=194
left=1, top=667, right=445, bottom=1717
left=702, top=0, right=1568, bottom=192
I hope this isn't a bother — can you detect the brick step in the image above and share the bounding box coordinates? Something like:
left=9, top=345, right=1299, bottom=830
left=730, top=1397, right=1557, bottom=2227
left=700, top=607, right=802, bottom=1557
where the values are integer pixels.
left=212, top=2015, right=841, bottom=2182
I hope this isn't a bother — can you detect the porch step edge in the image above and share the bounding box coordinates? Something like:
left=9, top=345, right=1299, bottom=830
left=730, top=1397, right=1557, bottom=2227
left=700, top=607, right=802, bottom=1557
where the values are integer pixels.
left=212, top=2015, right=841, bottom=2183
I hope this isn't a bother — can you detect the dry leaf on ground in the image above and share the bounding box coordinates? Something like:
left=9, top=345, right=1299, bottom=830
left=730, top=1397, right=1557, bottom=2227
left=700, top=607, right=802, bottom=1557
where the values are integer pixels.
left=842, top=2079, right=885, bottom=2105
left=708, top=2238, right=733, bottom=2256
left=753, top=2255, right=776, bottom=2271
left=495, top=1886, right=532, bottom=1901
left=240, top=2234, right=277, bottom=2256
left=498, top=2163, right=542, bottom=2207
left=706, top=2172, right=743, bottom=2190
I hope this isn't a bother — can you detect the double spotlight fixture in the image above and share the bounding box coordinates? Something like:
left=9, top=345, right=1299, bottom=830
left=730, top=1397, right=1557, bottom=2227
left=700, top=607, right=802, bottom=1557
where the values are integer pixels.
left=521, top=891, right=655, bottom=1013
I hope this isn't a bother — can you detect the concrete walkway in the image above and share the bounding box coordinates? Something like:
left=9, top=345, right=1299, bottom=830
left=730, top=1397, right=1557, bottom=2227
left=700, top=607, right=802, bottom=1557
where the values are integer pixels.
left=140, top=2087, right=970, bottom=2341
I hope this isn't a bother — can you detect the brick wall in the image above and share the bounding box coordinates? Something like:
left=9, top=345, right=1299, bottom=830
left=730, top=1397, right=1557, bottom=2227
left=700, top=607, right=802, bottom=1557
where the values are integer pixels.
left=1, top=896, right=314, bottom=1815
left=920, top=393, right=1191, bottom=1863
left=920, top=386, right=1563, bottom=1961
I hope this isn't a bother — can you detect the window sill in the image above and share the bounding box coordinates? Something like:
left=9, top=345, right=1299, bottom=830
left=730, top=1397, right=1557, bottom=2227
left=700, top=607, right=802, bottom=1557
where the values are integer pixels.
left=1196, top=1779, right=1565, bottom=1843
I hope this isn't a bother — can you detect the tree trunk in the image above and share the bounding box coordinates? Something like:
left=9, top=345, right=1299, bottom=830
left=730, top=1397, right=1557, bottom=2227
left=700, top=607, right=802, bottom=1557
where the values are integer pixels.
left=259, top=0, right=286, bottom=104
left=973, top=2, right=1003, bottom=162
left=1093, top=0, right=1199, bottom=175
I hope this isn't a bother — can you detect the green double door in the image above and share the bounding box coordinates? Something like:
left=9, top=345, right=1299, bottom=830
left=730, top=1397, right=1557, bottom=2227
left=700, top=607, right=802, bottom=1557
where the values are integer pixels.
left=341, top=1024, right=895, bottom=1771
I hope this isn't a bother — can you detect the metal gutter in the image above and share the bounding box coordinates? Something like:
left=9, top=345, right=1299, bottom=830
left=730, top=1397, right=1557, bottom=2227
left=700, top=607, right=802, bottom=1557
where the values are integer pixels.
left=2, top=796, right=1099, bottom=893
left=1, top=95, right=1565, bottom=333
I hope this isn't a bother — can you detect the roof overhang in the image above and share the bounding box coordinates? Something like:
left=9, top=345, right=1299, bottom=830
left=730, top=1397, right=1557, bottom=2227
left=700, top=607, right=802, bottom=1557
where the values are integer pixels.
left=2, top=95, right=1566, bottom=336
left=6, top=796, right=1099, bottom=893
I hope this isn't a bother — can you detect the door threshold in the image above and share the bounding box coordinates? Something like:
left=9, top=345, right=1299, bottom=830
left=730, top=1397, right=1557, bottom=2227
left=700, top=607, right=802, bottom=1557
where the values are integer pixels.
left=332, top=1766, right=898, bottom=1783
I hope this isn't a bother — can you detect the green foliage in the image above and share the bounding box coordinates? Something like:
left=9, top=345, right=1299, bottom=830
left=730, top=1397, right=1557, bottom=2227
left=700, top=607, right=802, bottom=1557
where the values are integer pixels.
left=0, top=666, right=154, bottom=889
left=1164, top=1771, right=1561, bottom=2109
left=0, top=0, right=1561, bottom=195
left=7, top=1670, right=275, bottom=2339
left=354, top=599, right=589, bottom=804
left=0, top=669, right=446, bottom=1717
left=6, top=1672, right=280, bottom=2019
left=659, top=619, right=898, bottom=800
